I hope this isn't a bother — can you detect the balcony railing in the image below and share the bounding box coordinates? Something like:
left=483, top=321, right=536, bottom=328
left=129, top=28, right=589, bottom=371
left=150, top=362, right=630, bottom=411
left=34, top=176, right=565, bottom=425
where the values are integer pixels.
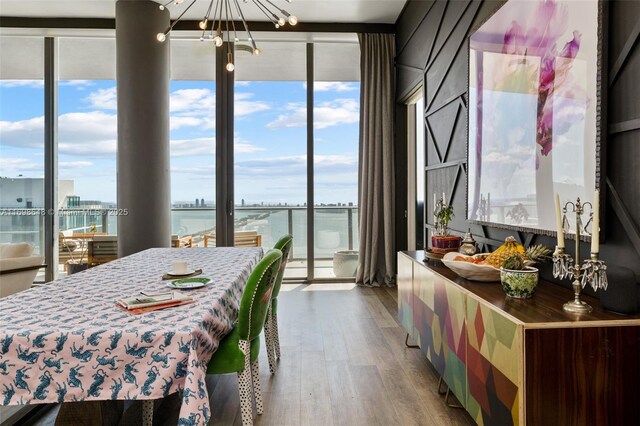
left=0, top=206, right=359, bottom=262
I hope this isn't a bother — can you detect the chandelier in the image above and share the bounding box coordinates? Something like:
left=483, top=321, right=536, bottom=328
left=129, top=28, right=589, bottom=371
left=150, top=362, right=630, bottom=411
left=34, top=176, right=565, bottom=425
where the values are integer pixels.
left=155, top=0, right=298, bottom=71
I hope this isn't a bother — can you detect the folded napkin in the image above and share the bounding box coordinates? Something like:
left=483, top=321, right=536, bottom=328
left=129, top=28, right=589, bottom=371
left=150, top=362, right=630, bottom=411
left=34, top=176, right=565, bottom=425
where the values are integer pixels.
left=162, top=268, right=203, bottom=280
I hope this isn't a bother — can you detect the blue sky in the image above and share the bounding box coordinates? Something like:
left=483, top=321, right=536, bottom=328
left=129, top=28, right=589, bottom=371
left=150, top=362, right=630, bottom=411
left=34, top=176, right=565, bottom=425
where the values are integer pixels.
left=0, top=79, right=359, bottom=206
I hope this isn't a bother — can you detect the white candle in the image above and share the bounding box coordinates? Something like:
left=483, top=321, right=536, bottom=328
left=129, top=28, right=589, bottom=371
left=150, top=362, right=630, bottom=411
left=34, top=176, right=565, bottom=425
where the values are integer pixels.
left=433, top=193, right=437, bottom=224
left=591, top=190, right=600, bottom=253
left=555, top=194, right=565, bottom=249
left=442, top=192, right=446, bottom=206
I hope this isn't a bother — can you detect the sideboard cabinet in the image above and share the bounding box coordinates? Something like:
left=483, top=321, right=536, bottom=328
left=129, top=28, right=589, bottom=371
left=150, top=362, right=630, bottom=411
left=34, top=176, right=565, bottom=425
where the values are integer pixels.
left=398, top=251, right=640, bottom=425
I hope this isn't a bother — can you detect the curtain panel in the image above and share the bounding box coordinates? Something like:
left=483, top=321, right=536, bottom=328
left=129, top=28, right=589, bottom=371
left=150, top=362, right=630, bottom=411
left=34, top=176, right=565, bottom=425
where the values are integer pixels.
left=356, top=33, right=396, bottom=287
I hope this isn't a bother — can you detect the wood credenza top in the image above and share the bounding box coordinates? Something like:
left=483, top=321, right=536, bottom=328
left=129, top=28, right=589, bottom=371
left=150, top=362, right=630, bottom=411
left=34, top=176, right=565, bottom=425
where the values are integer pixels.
left=401, top=250, right=640, bottom=328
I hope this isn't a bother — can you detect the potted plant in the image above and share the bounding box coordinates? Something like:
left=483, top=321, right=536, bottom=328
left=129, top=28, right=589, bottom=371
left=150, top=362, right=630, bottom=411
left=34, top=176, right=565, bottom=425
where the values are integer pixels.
left=66, top=224, right=97, bottom=275
left=431, top=197, right=461, bottom=254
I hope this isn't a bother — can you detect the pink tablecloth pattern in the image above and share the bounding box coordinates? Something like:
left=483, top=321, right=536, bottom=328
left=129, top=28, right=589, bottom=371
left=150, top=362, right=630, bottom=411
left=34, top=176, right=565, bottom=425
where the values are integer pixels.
left=0, top=247, right=262, bottom=425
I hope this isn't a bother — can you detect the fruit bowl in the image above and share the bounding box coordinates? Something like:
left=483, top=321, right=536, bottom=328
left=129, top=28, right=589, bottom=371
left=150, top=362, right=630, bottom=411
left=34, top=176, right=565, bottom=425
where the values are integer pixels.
left=441, top=252, right=500, bottom=282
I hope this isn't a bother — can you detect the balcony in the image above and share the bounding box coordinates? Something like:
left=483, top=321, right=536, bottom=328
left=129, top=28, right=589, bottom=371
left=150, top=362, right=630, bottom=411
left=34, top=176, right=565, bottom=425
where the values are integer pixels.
left=0, top=206, right=359, bottom=281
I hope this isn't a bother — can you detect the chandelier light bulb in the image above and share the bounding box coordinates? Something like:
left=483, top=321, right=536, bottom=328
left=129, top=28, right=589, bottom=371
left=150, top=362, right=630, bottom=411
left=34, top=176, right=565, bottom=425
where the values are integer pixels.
left=275, top=23, right=280, bottom=28
left=235, top=37, right=239, bottom=42
left=199, top=19, right=208, bottom=30
left=288, top=15, right=298, bottom=26
left=157, top=33, right=167, bottom=42
left=214, top=35, right=223, bottom=47
left=226, top=52, right=235, bottom=72
left=159, top=5, right=165, bottom=10
left=278, top=17, right=286, bottom=26
left=200, top=36, right=204, bottom=41
left=253, top=47, right=261, bottom=55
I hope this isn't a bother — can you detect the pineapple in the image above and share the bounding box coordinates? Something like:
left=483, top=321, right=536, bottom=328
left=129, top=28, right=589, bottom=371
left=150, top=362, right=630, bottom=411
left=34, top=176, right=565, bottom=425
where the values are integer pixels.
left=483, top=236, right=525, bottom=268
left=524, top=244, right=552, bottom=263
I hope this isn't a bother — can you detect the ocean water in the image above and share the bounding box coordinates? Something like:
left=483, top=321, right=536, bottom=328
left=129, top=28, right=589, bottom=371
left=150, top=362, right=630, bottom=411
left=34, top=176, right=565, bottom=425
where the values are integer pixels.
left=170, top=208, right=359, bottom=259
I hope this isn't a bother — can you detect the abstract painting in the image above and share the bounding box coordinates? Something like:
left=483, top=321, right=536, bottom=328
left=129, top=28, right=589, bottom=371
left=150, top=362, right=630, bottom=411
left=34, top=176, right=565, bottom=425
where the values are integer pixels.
left=467, top=0, right=605, bottom=236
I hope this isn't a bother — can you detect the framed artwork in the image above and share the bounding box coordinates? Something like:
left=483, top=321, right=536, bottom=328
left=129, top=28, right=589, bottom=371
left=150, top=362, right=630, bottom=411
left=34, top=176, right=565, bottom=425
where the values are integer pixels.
left=467, top=0, right=607, bottom=239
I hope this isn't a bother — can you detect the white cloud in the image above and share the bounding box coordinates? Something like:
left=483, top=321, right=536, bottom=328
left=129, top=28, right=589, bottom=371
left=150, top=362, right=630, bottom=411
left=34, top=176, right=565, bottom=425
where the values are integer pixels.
left=87, top=87, right=117, bottom=110
left=170, top=116, right=208, bottom=131
left=235, top=93, right=270, bottom=116
left=59, top=161, right=93, bottom=169
left=304, top=82, right=358, bottom=92
left=171, top=137, right=214, bottom=157
left=170, top=135, right=264, bottom=158
left=0, top=112, right=117, bottom=156
left=0, top=157, right=42, bottom=174
left=235, top=154, right=357, bottom=179
left=0, top=116, right=45, bottom=148
left=0, top=80, right=44, bottom=89
left=267, top=99, right=359, bottom=129
left=171, top=89, right=215, bottom=114
left=60, top=80, right=95, bottom=89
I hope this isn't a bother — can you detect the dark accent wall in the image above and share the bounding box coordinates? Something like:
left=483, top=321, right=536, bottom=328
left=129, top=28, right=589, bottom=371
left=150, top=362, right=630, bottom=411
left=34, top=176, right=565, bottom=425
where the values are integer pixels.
left=395, top=0, right=640, bottom=288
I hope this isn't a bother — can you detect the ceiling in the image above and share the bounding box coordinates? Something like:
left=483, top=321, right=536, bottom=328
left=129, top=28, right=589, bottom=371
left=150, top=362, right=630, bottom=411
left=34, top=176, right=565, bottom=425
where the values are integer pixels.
left=0, top=0, right=406, bottom=24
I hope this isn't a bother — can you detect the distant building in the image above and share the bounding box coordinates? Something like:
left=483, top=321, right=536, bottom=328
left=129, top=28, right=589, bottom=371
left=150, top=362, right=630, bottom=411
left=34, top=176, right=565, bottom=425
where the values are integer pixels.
left=0, top=177, right=74, bottom=208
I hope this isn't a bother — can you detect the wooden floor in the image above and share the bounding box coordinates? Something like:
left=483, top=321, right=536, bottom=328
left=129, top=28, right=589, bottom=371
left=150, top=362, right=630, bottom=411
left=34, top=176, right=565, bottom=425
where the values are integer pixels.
left=28, top=284, right=473, bottom=426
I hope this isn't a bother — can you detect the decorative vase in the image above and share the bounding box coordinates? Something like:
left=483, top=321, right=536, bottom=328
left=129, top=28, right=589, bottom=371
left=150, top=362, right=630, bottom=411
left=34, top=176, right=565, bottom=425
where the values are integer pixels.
left=333, top=250, right=359, bottom=277
left=459, top=228, right=477, bottom=256
left=499, top=266, right=539, bottom=298
left=431, top=234, right=462, bottom=254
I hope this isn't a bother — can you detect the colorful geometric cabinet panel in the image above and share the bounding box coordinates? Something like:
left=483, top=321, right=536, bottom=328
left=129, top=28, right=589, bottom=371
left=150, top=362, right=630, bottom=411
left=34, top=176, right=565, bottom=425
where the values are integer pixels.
left=466, top=297, right=521, bottom=426
left=413, top=266, right=467, bottom=408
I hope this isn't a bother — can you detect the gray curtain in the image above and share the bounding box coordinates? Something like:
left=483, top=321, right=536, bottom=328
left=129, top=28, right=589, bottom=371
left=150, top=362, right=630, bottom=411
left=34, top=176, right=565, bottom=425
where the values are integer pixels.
left=356, top=33, right=396, bottom=287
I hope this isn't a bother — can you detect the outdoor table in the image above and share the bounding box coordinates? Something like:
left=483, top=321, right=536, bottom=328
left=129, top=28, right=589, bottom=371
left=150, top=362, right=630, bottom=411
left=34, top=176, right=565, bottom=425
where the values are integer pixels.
left=0, top=247, right=263, bottom=426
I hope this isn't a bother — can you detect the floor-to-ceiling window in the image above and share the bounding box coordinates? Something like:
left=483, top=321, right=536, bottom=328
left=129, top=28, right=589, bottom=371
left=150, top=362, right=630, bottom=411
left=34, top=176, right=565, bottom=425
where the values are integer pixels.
left=0, top=36, right=46, bottom=261
left=313, top=41, right=360, bottom=278
left=0, top=32, right=361, bottom=283
left=56, top=37, right=118, bottom=275
left=234, top=41, right=308, bottom=279
left=170, top=40, right=216, bottom=246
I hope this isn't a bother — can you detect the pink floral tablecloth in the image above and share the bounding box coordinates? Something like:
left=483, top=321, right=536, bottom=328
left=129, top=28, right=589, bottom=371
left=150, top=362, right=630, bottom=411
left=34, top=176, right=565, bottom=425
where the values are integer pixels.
left=0, top=247, right=262, bottom=425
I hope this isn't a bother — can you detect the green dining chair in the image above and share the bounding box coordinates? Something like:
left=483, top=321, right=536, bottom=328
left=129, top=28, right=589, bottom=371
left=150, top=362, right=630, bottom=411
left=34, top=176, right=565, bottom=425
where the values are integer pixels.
left=206, top=248, right=282, bottom=426
left=264, top=234, right=293, bottom=374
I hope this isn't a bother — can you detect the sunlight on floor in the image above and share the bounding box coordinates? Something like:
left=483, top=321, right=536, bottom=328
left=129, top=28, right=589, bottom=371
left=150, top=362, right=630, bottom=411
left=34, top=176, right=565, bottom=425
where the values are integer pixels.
left=279, top=284, right=305, bottom=292
left=302, top=283, right=356, bottom=291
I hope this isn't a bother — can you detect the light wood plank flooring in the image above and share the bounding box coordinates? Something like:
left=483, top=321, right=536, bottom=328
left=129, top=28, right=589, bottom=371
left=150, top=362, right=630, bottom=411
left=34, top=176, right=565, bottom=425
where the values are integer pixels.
left=27, top=284, right=473, bottom=426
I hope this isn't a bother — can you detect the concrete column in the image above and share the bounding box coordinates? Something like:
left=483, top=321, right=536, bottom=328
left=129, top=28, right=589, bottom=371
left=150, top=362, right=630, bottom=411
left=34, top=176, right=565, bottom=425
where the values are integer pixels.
left=116, top=0, right=171, bottom=257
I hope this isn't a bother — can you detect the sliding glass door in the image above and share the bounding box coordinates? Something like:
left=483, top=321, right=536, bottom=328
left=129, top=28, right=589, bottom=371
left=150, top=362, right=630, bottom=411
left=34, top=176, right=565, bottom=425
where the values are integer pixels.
left=234, top=42, right=308, bottom=279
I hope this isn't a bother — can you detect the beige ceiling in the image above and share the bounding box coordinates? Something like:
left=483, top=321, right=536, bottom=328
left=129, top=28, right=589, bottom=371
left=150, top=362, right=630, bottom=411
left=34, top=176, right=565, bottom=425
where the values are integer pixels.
left=0, top=0, right=406, bottom=24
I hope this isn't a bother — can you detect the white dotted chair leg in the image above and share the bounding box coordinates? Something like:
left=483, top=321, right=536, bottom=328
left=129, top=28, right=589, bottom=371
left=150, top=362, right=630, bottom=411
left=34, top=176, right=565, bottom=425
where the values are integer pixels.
left=237, top=340, right=254, bottom=426
left=142, top=400, right=154, bottom=426
left=250, top=359, right=264, bottom=415
left=264, top=310, right=277, bottom=374
left=272, top=310, right=281, bottom=360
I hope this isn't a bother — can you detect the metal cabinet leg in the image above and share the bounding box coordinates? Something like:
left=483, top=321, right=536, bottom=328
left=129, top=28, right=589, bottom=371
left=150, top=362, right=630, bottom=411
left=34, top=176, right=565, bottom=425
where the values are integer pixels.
left=404, top=333, right=420, bottom=348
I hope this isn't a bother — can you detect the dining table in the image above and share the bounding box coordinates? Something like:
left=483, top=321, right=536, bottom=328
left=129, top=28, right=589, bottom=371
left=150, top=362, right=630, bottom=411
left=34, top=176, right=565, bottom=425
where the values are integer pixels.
left=0, top=247, right=263, bottom=426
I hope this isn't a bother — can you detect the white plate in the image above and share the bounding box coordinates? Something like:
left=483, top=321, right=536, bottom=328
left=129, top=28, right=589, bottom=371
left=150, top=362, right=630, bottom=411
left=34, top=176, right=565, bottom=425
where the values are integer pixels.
left=441, top=252, right=500, bottom=282
left=166, top=277, right=211, bottom=289
left=166, top=269, right=196, bottom=277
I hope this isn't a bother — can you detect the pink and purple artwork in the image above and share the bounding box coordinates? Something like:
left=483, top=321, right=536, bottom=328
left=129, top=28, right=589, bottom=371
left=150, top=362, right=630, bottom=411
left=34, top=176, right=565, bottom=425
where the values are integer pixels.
left=468, top=0, right=603, bottom=235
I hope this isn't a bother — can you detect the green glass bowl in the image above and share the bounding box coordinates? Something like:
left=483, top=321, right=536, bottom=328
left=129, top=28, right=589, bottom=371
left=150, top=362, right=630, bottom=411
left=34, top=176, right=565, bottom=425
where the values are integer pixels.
left=167, top=277, right=211, bottom=289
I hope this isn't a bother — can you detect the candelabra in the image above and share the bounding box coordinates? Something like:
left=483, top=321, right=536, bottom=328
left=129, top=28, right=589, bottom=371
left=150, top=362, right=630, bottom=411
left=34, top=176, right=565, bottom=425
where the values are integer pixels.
left=552, top=197, right=608, bottom=313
